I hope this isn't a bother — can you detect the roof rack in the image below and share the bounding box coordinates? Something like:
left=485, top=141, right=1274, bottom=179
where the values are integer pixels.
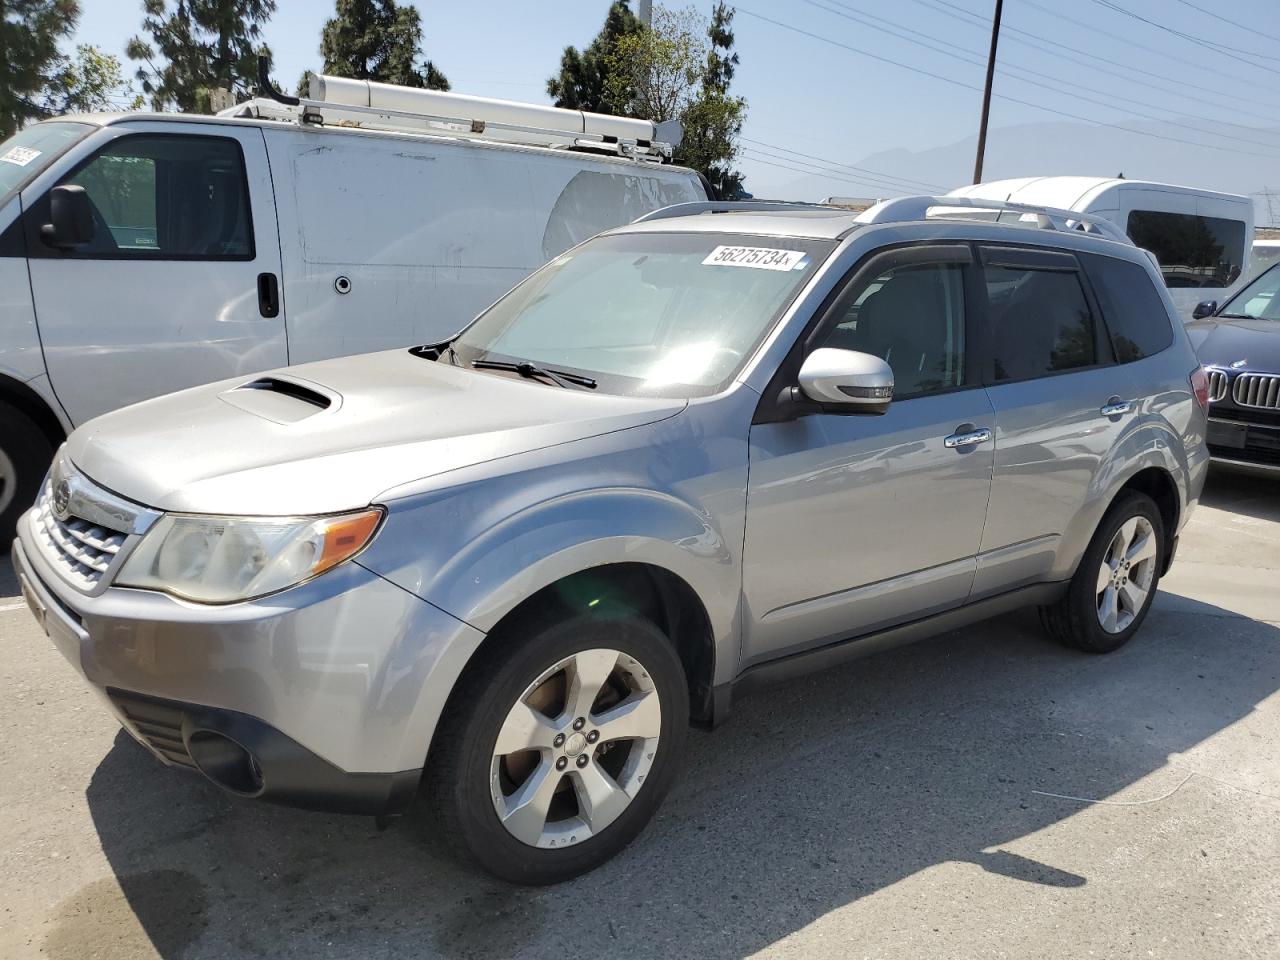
left=634, top=200, right=844, bottom=223
left=856, top=195, right=1133, bottom=244
left=232, top=57, right=678, bottom=163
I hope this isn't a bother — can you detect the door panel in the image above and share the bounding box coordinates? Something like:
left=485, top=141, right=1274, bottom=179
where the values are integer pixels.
left=25, top=123, right=286, bottom=426
left=743, top=390, right=997, bottom=664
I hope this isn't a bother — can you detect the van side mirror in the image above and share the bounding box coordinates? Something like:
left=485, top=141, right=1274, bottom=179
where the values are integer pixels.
left=1191, top=300, right=1217, bottom=320
left=40, top=184, right=95, bottom=250
left=796, top=348, right=893, bottom=414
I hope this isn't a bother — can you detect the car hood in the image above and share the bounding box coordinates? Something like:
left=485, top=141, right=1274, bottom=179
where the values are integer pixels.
left=1186, top=316, right=1280, bottom=371
left=66, top=350, right=686, bottom=515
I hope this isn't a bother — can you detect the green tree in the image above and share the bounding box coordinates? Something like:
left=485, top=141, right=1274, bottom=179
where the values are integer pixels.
left=546, top=0, right=642, bottom=113
left=320, top=0, right=449, bottom=90
left=127, top=0, right=276, bottom=112
left=44, top=44, right=146, bottom=116
left=0, top=0, right=80, bottom=137
left=601, top=4, right=746, bottom=196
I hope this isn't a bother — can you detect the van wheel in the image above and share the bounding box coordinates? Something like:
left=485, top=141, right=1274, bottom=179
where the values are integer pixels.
left=1039, top=491, right=1165, bottom=654
left=426, top=612, right=688, bottom=885
left=0, top=402, right=54, bottom=544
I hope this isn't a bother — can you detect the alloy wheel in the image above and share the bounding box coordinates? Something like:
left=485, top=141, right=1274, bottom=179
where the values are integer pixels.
left=1096, top=515, right=1158, bottom=634
left=489, top=647, right=662, bottom=849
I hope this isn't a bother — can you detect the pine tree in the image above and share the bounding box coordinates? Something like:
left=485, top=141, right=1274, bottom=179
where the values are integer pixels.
left=0, top=0, right=80, bottom=137
left=320, top=0, right=449, bottom=90
left=127, top=0, right=276, bottom=112
left=689, top=2, right=746, bottom=196
left=546, top=0, right=642, bottom=113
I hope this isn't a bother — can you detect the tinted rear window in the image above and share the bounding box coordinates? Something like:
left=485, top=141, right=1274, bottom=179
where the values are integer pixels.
left=1084, top=254, right=1174, bottom=363
left=985, top=265, right=1097, bottom=382
left=1127, top=210, right=1245, bottom=289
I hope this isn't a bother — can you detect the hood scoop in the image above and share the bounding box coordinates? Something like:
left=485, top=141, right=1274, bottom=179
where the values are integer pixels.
left=218, top=376, right=338, bottom=424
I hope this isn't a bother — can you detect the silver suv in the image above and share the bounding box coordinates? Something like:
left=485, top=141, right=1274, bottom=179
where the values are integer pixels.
left=11, top=198, right=1210, bottom=884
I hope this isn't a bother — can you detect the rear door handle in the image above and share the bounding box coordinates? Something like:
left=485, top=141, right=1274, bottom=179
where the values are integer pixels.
left=257, top=272, right=280, bottom=318
left=944, top=427, right=992, bottom=449
left=1100, top=399, right=1133, bottom=417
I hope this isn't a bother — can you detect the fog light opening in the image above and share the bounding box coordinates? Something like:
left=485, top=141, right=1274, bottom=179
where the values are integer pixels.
left=187, top=731, right=265, bottom=796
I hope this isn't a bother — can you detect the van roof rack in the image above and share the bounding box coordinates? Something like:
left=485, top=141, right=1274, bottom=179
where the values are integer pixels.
left=233, top=56, right=678, bottom=163
left=856, top=195, right=1133, bottom=244
left=634, top=200, right=845, bottom=223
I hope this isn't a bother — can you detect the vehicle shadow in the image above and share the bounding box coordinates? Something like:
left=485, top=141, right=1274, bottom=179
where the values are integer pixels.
left=73, top=593, right=1279, bottom=960
left=0, top=555, right=17, bottom=600
left=1202, top=463, right=1280, bottom=523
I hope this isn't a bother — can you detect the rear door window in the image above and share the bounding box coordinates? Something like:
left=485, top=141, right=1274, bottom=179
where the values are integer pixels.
left=1127, top=210, right=1245, bottom=289
left=1082, top=254, right=1174, bottom=362
left=982, top=253, right=1101, bottom=382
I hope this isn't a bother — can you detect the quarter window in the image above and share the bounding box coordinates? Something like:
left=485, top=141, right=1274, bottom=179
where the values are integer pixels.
left=1084, top=254, right=1174, bottom=362
left=1126, top=210, right=1245, bottom=289
left=58, top=135, right=252, bottom=259
left=985, top=265, right=1097, bottom=381
left=817, top=262, right=966, bottom=397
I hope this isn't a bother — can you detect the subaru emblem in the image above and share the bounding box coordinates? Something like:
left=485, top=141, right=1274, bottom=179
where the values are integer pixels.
left=53, top=479, right=71, bottom=520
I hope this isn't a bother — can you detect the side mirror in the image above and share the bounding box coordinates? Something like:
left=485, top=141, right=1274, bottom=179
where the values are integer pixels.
left=40, top=184, right=95, bottom=250
left=796, top=347, right=893, bottom=415
left=1191, top=300, right=1218, bottom=320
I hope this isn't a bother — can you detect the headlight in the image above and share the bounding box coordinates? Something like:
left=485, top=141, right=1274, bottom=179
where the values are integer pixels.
left=116, top=509, right=383, bottom=604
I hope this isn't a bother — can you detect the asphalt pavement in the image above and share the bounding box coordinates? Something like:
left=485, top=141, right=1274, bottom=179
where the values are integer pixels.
left=1, top=466, right=1276, bottom=959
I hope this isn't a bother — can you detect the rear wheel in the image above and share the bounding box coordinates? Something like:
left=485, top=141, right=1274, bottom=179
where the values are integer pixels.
left=0, top=401, right=54, bottom=544
left=1040, top=491, right=1165, bottom=654
left=426, top=612, right=688, bottom=885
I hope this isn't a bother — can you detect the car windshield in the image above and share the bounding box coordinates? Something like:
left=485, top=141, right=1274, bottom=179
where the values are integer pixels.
left=0, top=121, right=94, bottom=207
left=451, top=231, right=833, bottom=398
left=1219, top=263, right=1280, bottom=321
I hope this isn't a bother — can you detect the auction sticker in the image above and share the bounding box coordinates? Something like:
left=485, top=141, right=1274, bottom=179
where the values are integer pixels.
left=702, top=245, right=808, bottom=271
left=0, top=146, right=41, bottom=167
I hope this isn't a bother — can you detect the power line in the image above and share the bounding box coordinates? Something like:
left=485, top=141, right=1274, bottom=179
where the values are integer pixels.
left=912, top=0, right=1280, bottom=122
left=1169, top=0, right=1280, bottom=46
left=740, top=151, right=915, bottom=196
left=736, top=6, right=1280, bottom=160
left=742, top=138, right=948, bottom=191
left=1085, top=0, right=1280, bottom=71
left=795, top=0, right=1280, bottom=153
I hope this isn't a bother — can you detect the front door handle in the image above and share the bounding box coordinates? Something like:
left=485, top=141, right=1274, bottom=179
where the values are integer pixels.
left=257, top=272, right=280, bottom=318
left=944, top=427, right=992, bottom=449
left=1100, top=398, right=1133, bottom=418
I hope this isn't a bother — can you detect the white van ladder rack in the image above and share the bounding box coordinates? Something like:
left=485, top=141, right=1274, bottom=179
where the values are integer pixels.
left=244, top=57, right=677, bottom=163
left=856, top=195, right=1134, bottom=244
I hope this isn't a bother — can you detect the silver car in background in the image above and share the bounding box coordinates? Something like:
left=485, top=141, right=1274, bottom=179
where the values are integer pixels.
left=12, top=198, right=1209, bottom=884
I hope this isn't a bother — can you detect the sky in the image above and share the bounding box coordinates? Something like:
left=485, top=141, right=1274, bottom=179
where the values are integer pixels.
left=72, top=0, right=1280, bottom=215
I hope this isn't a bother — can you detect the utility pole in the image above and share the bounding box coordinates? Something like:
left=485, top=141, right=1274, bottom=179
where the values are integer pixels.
left=638, top=0, right=652, bottom=26
left=972, top=0, right=1003, bottom=184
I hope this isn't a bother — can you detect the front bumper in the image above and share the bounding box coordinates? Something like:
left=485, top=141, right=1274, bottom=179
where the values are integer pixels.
left=12, top=517, right=485, bottom=815
left=1207, top=412, right=1280, bottom=471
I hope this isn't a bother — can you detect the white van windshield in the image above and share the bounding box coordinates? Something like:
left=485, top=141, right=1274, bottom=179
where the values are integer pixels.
left=452, top=232, right=833, bottom=398
left=0, top=122, right=93, bottom=207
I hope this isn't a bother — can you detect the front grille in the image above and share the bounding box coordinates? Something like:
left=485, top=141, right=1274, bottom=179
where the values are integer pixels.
left=1206, top=369, right=1228, bottom=402
left=31, top=481, right=128, bottom=591
left=1233, top=373, right=1280, bottom=410
left=109, top=691, right=196, bottom=769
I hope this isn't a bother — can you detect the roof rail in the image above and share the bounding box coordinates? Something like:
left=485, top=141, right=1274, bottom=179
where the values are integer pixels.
left=855, top=195, right=1133, bottom=245
left=249, top=56, right=676, bottom=162
left=633, top=200, right=843, bottom=223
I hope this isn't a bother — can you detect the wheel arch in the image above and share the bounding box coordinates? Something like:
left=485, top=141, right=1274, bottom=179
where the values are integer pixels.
left=0, top=373, right=67, bottom=449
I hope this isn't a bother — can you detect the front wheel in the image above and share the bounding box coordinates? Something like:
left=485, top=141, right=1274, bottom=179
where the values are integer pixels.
left=0, top=401, right=55, bottom=545
left=426, top=613, right=689, bottom=884
left=1040, top=491, right=1165, bottom=654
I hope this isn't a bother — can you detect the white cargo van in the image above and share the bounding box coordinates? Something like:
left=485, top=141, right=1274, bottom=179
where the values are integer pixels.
left=0, top=73, right=707, bottom=537
left=948, top=177, right=1253, bottom=319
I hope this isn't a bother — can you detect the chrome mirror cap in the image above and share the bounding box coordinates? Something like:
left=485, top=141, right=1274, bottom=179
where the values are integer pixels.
left=797, top=348, right=894, bottom=413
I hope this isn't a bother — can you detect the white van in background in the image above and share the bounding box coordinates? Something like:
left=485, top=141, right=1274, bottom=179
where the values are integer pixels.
left=0, top=74, right=707, bottom=538
left=948, top=177, right=1254, bottom=319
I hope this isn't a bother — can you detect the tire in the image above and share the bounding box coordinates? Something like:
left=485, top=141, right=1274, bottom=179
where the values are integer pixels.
left=1039, top=490, right=1165, bottom=654
left=425, top=611, right=689, bottom=885
left=0, top=401, right=55, bottom=545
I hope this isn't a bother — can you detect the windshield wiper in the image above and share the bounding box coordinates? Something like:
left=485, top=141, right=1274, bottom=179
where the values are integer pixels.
left=472, top=358, right=597, bottom=389
left=1215, top=313, right=1256, bottom=319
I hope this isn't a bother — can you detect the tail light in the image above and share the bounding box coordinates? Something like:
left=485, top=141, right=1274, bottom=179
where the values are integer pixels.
left=1190, top=366, right=1209, bottom=410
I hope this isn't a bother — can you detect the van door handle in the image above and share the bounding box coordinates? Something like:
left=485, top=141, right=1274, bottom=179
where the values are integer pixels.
left=944, top=427, right=992, bottom=449
left=257, top=272, right=280, bottom=318
left=1100, top=398, right=1133, bottom=418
